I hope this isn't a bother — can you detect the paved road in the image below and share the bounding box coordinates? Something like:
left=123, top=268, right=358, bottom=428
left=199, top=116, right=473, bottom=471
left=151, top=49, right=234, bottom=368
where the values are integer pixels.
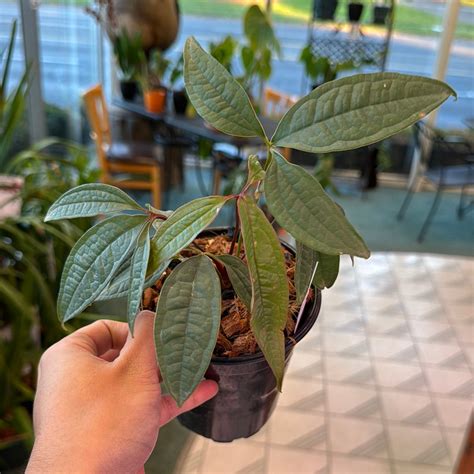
left=1, top=4, right=473, bottom=131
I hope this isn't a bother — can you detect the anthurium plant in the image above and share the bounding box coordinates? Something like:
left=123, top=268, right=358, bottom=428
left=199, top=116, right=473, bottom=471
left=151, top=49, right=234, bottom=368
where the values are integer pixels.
left=45, top=37, right=455, bottom=407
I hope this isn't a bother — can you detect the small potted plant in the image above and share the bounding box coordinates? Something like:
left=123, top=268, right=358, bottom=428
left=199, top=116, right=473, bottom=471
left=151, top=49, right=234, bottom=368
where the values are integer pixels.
left=139, top=49, right=170, bottom=114
left=299, top=45, right=362, bottom=89
left=113, top=29, right=143, bottom=101
left=313, top=0, right=339, bottom=21
left=348, top=0, right=365, bottom=23
left=168, top=54, right=188, bottom=115
left=45, top=37, right=454, bottom=442
left=373, top=0, right=392, bottom=25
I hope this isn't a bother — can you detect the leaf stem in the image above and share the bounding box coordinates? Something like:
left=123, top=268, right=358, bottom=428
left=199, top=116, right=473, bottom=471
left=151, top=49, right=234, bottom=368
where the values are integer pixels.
left=229, top=200, right=241, bottom=255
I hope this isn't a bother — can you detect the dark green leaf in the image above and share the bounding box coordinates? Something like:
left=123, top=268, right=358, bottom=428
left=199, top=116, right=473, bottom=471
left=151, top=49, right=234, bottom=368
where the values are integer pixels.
left=272, top=73, right=456, bottom=153
left=238, top=196, right=288, bottom=389
left=314, top=253, right=340, bottom=289
left=265, top=152, right=370, bottom=258
left=184, top=37, right=265, bottom=138
left=215, top=254, right=252, bottom=309
left=58, top=214, right=146, bottom=322
left=127, top=223, right=151, bottom=334
left=295, top=241, right=318, bottom=304
left=155, top=255, right=221, bottom=406
left=150, top=195, right=230, bottom=268
left=45, top=183, right=144, bottom=221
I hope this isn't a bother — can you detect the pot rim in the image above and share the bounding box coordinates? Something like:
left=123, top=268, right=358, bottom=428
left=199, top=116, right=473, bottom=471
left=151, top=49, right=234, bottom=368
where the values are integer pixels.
left=200, top=227, right=322, bottom=366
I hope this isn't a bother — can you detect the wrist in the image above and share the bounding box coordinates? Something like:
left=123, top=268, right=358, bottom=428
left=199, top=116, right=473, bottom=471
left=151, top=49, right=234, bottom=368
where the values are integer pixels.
left=27, top=436, right=105, bottom=474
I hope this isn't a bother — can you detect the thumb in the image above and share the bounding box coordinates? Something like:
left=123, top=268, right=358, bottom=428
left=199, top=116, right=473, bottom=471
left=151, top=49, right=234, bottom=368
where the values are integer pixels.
left=119, top=310, right=157, bottom=370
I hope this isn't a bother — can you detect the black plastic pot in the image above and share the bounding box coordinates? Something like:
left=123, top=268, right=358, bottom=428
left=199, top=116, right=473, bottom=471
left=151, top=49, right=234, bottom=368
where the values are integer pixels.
left=178, top=231, right=322, bottom=442
left=119, top=80, right=138, bottom=101
left=173, top=89, right=188, bottom=115
left=373, top=5, right=391, bottom=25
left=348, top=2, right=364, bottom=22
left=313, top=0, right=338, bottom=20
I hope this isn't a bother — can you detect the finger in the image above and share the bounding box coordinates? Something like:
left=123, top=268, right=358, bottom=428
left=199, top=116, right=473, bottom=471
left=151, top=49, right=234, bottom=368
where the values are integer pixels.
left=159, top=380, right=218, bottom=427
left=68, top=320, right=129, bottom=356
left=119, top=311, right=157, bottom=369
left=100, top=348, right=121, bottom=362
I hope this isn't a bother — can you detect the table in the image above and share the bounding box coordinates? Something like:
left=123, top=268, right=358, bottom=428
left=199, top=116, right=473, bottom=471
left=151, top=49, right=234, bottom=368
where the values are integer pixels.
left=112, top=97, right=277, bottom=156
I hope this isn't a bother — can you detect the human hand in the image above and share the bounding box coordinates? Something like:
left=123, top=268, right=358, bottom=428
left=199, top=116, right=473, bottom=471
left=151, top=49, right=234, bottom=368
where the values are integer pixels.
left=26, top=311, right=218, bottom=474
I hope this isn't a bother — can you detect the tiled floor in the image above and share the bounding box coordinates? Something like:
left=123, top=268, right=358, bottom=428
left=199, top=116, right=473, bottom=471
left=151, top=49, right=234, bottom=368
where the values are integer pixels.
left=176, top=253, right=473, bottom=474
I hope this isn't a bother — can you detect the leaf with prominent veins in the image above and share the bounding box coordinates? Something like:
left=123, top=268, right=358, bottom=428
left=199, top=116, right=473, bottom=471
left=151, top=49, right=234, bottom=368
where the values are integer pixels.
left=272, top=73, right=456, bottom=153
left=45, top=183, right=144, bottom=221
left=58, top=214, right=146, bottom=322
left=155, top=255, right=221, bottom=406
left=184, top=37, right=266, bottom=138
left=238, top=196, right=288, bottom=390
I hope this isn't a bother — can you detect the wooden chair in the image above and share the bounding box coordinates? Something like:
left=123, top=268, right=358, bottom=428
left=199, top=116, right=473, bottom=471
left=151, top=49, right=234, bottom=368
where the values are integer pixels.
left=82, top=84, right=162, bottom=208
left=263, top=87, right=296, bottom=161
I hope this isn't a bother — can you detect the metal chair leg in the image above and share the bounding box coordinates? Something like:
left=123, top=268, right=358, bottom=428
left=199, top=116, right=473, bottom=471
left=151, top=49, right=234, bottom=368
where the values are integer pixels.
left=457, top=184, right=467, bottom=220
left=397, top=187, right=415, bottom=221
left=417, top=188, right=443, bottom=243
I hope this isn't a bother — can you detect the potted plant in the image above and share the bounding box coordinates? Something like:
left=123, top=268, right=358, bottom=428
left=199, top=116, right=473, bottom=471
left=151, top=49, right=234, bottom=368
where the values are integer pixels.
left=299, top=45, right=363, bottom=89
left=312, top=0, right=339, bottom=21
left=139, top=49, right=170, bottom=114
left=113, top=29, right=144, bottom=101
left=45, top=37, right=454, bottom=442
left=348, top=0, right=365, bottom=23
left=373, top=0, right=392, bottom=25
left=168, top=54, right=188, bottom=115
left=239, top=5, right=281, bottom=109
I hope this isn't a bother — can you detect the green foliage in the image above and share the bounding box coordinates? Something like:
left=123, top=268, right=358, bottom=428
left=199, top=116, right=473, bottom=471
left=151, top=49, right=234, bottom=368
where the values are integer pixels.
left=139, top=49, right=170, bottom=91
left=155, top=255, right=221, bottom=406
left=272, top=73, right=456, bottom=153
left=209, top=36, right=238, bottom=73
left=314, top=253, right=340, bottom=290
left=1, top=139, right=98, bottom=445
left=0, top=21, right=30, bottom=173
left=113, top=29, right=144, bottom=81
left=215, top=254, right=252, bottom=309
left=168, top=53, right=184, bottom=88
left=47, top=36, right=454, bottom=403
left=239, top=196, right=288, bottom=389
left=299, top=45, right=364, bottom=85
left=266, top=151, right=370, bottom=258
left=57, top=214, right=146, bottom=322
left=184, top=37, right=265, bottom=138
left=239, top=5, right=280, bottom=94
left=295, top=241, right=319, bottom=304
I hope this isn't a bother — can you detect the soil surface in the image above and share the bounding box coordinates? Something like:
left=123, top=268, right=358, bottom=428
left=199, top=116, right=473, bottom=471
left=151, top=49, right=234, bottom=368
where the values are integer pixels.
left=142, top=234, right=313, bottom=358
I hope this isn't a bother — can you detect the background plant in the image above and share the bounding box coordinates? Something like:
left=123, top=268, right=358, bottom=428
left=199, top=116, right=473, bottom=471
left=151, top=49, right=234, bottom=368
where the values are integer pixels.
left=139, top=49, right=171, bottom=91
left=299, top=44, right=373, bottom=86
left=46, top=36, right=455, bottom=408
left=0, top=21, right=30, bottom=173
left=0, top=139, right=99, bottom=449
left=113, top=29, right=144, bottom=82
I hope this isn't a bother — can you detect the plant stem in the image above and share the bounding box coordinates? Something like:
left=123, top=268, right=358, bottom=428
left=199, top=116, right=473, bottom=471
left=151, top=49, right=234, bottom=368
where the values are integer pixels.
left=229, top=200, right=240, bottom=255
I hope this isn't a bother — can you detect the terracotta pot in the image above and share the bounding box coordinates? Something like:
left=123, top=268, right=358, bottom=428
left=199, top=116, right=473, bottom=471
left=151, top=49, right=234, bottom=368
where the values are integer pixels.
left=178, top=229, right=322, bottom=442
left=144, top=89, right=166, bottom=114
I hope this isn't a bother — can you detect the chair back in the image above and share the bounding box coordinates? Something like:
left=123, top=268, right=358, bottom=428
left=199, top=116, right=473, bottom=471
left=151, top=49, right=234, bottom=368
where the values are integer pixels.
left=263, top=87, right=296, bottom=120
left=82, top=84, right=112, bottom=174
left=413, top=121, right=472, bottom=169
